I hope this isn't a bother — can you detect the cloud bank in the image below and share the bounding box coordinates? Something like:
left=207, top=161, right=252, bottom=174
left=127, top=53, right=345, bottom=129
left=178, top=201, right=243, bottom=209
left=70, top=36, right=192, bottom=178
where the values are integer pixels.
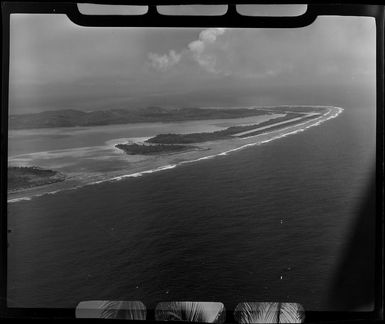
left=148, top=50, right=182, bottom=72
left=148, top=28, right=226, bottom=73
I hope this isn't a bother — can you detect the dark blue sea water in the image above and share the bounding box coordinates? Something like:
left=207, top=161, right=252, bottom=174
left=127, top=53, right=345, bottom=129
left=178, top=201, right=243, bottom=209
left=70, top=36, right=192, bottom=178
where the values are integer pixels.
left=7, top=106, right=375, bottom=311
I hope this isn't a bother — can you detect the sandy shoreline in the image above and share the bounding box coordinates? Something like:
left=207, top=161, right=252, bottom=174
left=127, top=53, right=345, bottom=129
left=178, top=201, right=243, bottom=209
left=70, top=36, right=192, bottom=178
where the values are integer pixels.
left=8, top=106, right=343, bottom=203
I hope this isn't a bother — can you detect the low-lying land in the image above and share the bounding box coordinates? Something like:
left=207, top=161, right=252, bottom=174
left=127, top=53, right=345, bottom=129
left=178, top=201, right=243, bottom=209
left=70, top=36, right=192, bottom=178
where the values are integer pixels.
left=117, top=109, right=323, bottom=155
left=8, top=166, right=65, bottom=191
left=9, top=106, right=273, bottom=130
left=146, top=112, right=320, bottom=144
left=115, top=143, right=194, bottom=155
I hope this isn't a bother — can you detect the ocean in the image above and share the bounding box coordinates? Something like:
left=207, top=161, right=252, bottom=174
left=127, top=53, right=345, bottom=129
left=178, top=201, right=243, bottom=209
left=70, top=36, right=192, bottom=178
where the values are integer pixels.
left=7, top=105, right=375, bottom=311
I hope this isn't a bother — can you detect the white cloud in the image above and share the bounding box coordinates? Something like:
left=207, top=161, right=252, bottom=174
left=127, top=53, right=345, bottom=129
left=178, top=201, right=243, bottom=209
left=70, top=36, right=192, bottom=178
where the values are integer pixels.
left=188, top=28, right=225, bottom=73
left=147, top=50, right=181, bottom=72
left=200, top=28, right=226, bottom=42
left=147, top=28, right=226, bottom=73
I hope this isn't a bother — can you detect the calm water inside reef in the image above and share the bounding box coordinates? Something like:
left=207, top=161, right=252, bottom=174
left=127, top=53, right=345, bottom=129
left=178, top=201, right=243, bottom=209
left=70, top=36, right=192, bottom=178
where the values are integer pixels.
left=7, top=105, right=375, bottom=311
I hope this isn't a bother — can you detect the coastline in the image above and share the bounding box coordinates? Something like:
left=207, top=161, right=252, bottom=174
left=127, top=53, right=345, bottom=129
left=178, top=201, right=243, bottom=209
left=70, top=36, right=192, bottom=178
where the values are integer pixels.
left=8, top=106, right=343, bottom=203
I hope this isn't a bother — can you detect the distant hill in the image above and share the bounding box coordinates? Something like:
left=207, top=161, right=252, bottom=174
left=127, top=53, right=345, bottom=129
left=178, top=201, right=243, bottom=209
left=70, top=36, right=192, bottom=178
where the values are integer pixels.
left=9, top=107, right=271, bottom=130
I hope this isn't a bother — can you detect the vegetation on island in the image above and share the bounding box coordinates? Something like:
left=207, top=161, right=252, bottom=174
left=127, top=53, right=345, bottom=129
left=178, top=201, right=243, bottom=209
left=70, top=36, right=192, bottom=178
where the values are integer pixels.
left=9, top=107, right=272, bottom=130
left=146, top=113, right=305, bottom=144
left=115, top=143, right=195, bottom=155
left=8, top=166, right=65, bottom=191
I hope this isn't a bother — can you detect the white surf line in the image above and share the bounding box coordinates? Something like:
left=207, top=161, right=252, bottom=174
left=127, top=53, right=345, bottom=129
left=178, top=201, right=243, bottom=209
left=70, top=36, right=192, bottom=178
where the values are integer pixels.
left=232, top=116, right=307, bottom=137
left=7, top=197, right=32, bottom=203
left=7, top=184, right=86, bottom=204
left=241, top=107, right=342, bottom=140
left=178, top=112, right=337, bottom=162
left=89, top=164, right=178, bottom=184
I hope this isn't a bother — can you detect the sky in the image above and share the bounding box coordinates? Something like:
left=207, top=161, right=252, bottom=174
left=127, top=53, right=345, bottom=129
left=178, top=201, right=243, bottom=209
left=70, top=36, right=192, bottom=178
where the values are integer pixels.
left=9, top=11, right=376, bottom=114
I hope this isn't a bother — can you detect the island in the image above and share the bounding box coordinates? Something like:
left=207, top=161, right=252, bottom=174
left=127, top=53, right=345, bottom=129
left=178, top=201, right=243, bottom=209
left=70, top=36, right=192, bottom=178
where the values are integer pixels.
left=115, top=143, right=195, bottom=155
left=9, top=106, right=273, bottom=130
left=8, top=166, right=65, bottom=191
left=146, top=111, right=321, bottom=144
